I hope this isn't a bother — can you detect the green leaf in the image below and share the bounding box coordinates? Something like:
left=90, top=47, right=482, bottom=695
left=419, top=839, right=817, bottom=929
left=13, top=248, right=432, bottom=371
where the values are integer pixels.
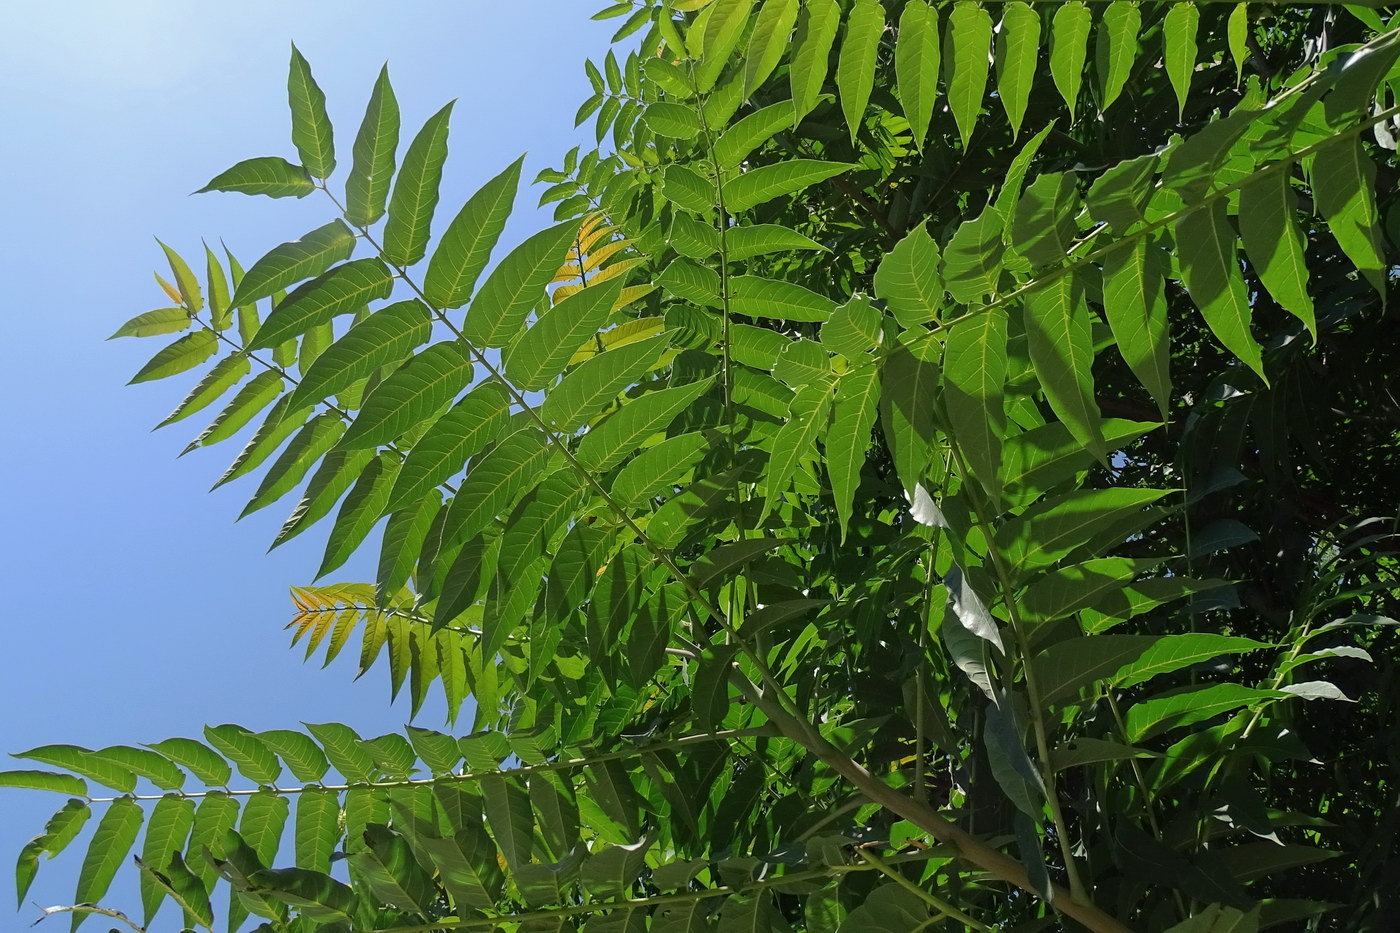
left=382, top=100, right=455, bottom=267
left=229, top=221, right=356, bottom=310
left=345, top=65, right=401, bottom=226
left=386, top=381, right=510, bottom=514
left=994, top=2, right=1039, bottom=138
left=424, top=157, right=524, bottom=309
left=129, top=330, right=217, bottom=384
left=879, top=344, right=939, bottom=495
left=723, top=159, right=858, bottom=213
left=340, top=341, right=473, bottom=449
left=187, top=792, right=239, bottom=888
left=72, top=798, right=143, bottom=928
left=413, top=822, right=503, bottom=910
left=255, top=731, right=329, bottom=783
left=0, top=770, right=88, bottom=796
left=288, top=44, right=335, bottom=179
left=581, top=839, right=653, bottom=900
left=109, top=307, right=191, bottom=339
left=1096, top=1, right=1140, bottom=111
left=873, top=225, right=942, bottom=326
left=662, top=164, right=715, bottom=214
left=209, top=395, right=310, bottom=489
left=1024, top=273, right=1106, bottom=461
left=1049, top=1, right=1091, bottom=118
left=1050, top=737, right=1158, bottom=772
left=613, top=432, right=711, bottom=509
left=942, top=209, right=1004, bottom=304
left=144, top=738, right=231, bottom=787
left=187, top=371, right=285, bottom=455
left=157, top=353, right=251, bottom=428
left=197, top=157, right=314, bottom=199
left=730, top=275, right=837, bottom=323
left=1085, top=152, right=1157, bottom=233
left=542, top=333, right=667, bottom=432
left=762, top=379, right=832, bottom=518
left=790, top=0, right=840, bottom=126
left=1011, top=171, right=1079, bottom=269
left=441, top=427, right=556, bottom=549
left=1175, top=199, right=1264, bottom=379
left=837, top=0, right=884, bottom=144
left=318, top=453, right=400, bottom=577
left=943, top=308, right=1008, bottom=498
left=505, top=278, right=626, bottom=390
left=139, top=795, right=195, bottom=924
left=377, top=491, right=442, bottom=601
left=827, top=366, right=880, bottom=541
left=1126, top=683, right=1285, bottom=742
left=462, top=220, right=579, bottom=348
left=15, top=746, right=135, bottom=793
left=895, top=0, right=940, bottom=152
left=1101, top=239, right=1172, bottom=415
left=695, top=0, right=755, bottom=93
left=239, top=791, right=290, bottom=867
left=822, top=294, right=882, bottom=360
left=248, top=259, right=394, bottom=350
left=944, top=2, right=992, bottom=149
left=1020, top=556, right=1163, bottom=623
left=292, top=787, right=340, bottom=873
left=17, top=799, right=90, bottom=907
left=204, top=724, right=282, bottom=785
left=714, top=100, right=795, bottom=168
left=579, top=377, right=715, bottom=474
left=645, top=102, right=700, bottom=139
left=997, top=487, right=1171, bottom=575
left=92, top=746, right=185, bottom=790
left=1311, top=141, right=1387, bottom=296
left=1238, top=170, right=1314, bottom=340
left=239, top=412, right=345, bottom=517
left=1228, top=4, right=1250, bottom=84
left=745, top=0, right=800, bottom=95
left=157, top=240, right=203, bottom=311
left=1033, top=633, right=1266, bottom=705
left=481, top=776, right=534, bottom=869
left=289, top=299, right=433, bottom=409
left=304, top=722, right=378, bottom=782
left=1163, top=3, right=1199, bottom=119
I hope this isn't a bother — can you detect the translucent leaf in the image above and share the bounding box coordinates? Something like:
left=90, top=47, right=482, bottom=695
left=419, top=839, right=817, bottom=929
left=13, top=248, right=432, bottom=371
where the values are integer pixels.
left=255, top=731, right=329, bottom=783
left=92, top=746, right=184, bottom=790
left=304, top=722, right=378, bottom=782
left=239, top=413, right=345, bottom=518
left=942, top=209, right=1004, bottom=304
left=1095, top=1, right=1140, bottom=112
left=229, top=220, right=356, bottom=310
left=462, top=220, right=579, bottom=348
left=1310, top=141, right=1387, bottom=296
left=714, top=100, right=795, bottom=167
left=943, top=308, right=1008, bottom=497
left=441, top=427, right=556, bottom=549
left=345, top=65, right=401, bottom=227
left=382, top=101, right=455, bottom=267
left=1228, top=4, right=1250, bottom=84
left=1101, top=238, right=1172, bottom=415
left=144, top=738, right=231, bottom=787
left=790, top=0, right=840, bottom=126
left=288, top=44, right=336, bottom=179
left=0, top=770, right=88, bottom=796
left=289, top=299, right=433, bottom=410
left=542, top=333, right=668, bottom=432
left=761, top=379, right=833, bottom=519
left=386, top=381, right=510, bottom=513
left=895, top=0, right=940, bottom=152
left=1175, top=199, right=1264, bottom=379
left=873, top=225, right=942, bottom=326
left=481, top=776, right=534, bottom=869
left=505, top=277, right=625, bottom=390
left=424, top=157, right=523, bottom=309
left=129, top=330, right=217, bottom=385
left=109, top=307, right=190, bottom=340
left=1049, top=1, right=1091, bottom=118
left=207, top=392, right=304, bottom=485
left=138, top=795, right=195, bottom=925
left=72, top=798, right=143, bottom=928
left=156, top=353, right=251, bottom=428
left=293, top=787, right=340, bottom=873
left=1011, top=171, right=1080, bottom=269
left=944, top=2, right=992, bottom=149
left=340, top=341, right=473, bottom=450
left=744, top=0, right=800, bottom=95
left=203, top=724, right=281, bottom=784
left=996, top=487, right=1170, bottom=575
left=197, top=157, right=314, bottom=199
left=248, top=259, right=394, bottom=350
left=577, top=378, right=713, bottom=473
left=1163, top=3, right=1199, bottom=119
left=1033, top=633, right=1264, bottom=705
left=994, top=2, right=1039, bottom=138
left=723, top=159, right=858, bottom=213
left=694, top=0, right=755, bottom=93
left=14, top=746, right=135, bottom=793
left=1024, top=274, right=1106, bottom=461
left=238, top=791, right=290, bottom=867
left=730, top=274, right=837, bottom=322
left=837, top=0, right=885, bottom=144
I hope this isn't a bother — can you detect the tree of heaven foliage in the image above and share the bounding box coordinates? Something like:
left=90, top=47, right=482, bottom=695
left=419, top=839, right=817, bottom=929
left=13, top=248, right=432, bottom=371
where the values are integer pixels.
left=9, top=1, right=1400, bottom=930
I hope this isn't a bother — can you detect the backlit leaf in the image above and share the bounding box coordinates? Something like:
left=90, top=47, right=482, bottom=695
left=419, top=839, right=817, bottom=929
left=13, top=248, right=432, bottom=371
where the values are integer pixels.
left=461, top=220, right=579, bottom=348
left=424, top=157, right=524, bottom=309
left=944, top=2, right=992, bottom=149
left=340, top=341, right=474, bottom=450
left=248, top=259, right=394, bottom=350
left=895, top=0, right=940, bottom=152
left=197, top=157, right=314, bottom=199
left=994, top=2, right=1039, bottom=138
left=345, top=65, right=401, bottom=227
left=837, top=0, right=884, bottom=144
left=288, top=44, right=335, bottom=179
left=382, top=101, right=455, bottom=267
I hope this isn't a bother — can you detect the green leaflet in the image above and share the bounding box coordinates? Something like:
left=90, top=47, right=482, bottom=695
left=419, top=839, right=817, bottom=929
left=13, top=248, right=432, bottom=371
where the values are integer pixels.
left=645, top=102, right=701, bottom=139
left=942, top=209, right=1004, bottom=304
left=273, top=447, right=377, bottom=549
left=187, top=792, right=239, bottom=888
left=505, top=278, right=626, bottom=390
left=0, top=770, right=87, bottom=796
left=15, top=746, right=136, bottom=793
left=694, top=0, right=754, bottom=93
left=248, top=259, right=394, bottom=350
left=1049, top=1, right=1091, bottom=119
left=997, top=487, right=1172, bottom=576
left=229, top=220, right=356, bottom=309
left=994, top=2, right=1039, bottom=139
left=576, top=377, right=715, bottom=473
left=790, top=0, right=840, bottom=126
left=1175, top=199, right=1265, bottom=379
left=724, top=159, right=858, bottom=213
left=92, top=746, right=184, bottom=790
left=382, top=100, right=455, bottom=267
left=730, top=275, right=837, bottom=322
left=138, top=795, right=195, bottom=924
left=16, top=799, right=89, bottom=906
left=209, top=393, right=305, bottom=486
left=412, top=823, right=504, bottom=910
left=728, top=223, right=825, bottom=261
left=1011, top=172, right=1080, bottom=269
left=1126, top=683, right=1284, bottom=742
left=828, top=365, right=880, bottom=542
left=542, top=333, right=668, bottom=432
left=713, top=101, right=795, bottom=168
left=662, top=164, right=714, bottom=215
left=340, top=341, right=474, bottom=450
left=109, top=307, right=190, bottom=340
left=944, top=2, right=992, bottom=149
left=1085, top=152, right=1157, bottom=233
left=1095, top=1, right=1140, bottom=111
left=73, top=798, right=143, bottom=928
left=256, top=732, right=328, bottom=784
left=288, top=45, right=335, bottom=179
left=424, top=157, right=523, bottom=309
left=239, top=792, right=290, bottom=869
left=144, top=738, right=230, bottom=787
left=129, top=330, right=217, bottom=384
left=239, top=413, right=345, bottom=517
left=614, top=432, right=711, bottom=509
left=873, top=225, right=942, bottom=326
left=943, top=308, right=1008, bottom=499
left=761, top=378, right=833, bottom=520
left=207, top=245, right=232, bottom=331
left=158, top=240, right=204, bottom=312
left=197, top=157, right=314, bottom=199
left=386, top=381, right=510, bottom=514
left=204, top=724, right=281, bottom=784
left=441, top=427, right=556, bottom=550
left=1228, top=4, right=1250, bottom=84
left=377, top=490, right=442, bottom=601
left=744, top=0, right=799, bottom=96
left=1310, top=141, right=1387, bottom=296
left=822, top=294, right=882, bottom=360
left=895, top=0, right=939, bottom=152
left=837, top=0, right=884, bottom=144
left=345, top=65, right=401, bottom=227
left=1020, top=557, right=1164, bottom=623
left=461, top=220, right=579, bottom=348
left=1023, top=273, right=1106, bottom=462
left=879, top=344, right=939, bottom=496
left=1033, top=633, right=1265, bottom=706
left=481, top=776, right=534, bottom=869
left=1163, top=3, right=1199, bottom=119
left=1101, top=239, right=1172, bottom=416
left=1239, top=168, right=1315, bottom=339
left=289, top=299, right=433, bottom=410
left=156, top=353, right=250, bottom=428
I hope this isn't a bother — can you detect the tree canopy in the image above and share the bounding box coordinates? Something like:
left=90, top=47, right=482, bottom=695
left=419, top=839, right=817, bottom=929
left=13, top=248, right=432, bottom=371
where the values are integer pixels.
left=8, top=1, right=1400, bottom=931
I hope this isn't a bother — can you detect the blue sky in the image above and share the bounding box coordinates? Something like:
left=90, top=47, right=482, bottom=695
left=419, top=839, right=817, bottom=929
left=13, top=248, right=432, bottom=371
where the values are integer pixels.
left=0, top=0, right=620, bottom=919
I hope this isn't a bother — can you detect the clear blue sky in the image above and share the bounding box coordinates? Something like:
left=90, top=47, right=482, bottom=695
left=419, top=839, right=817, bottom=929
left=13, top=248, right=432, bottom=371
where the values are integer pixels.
left=0, top=0, right=618, bottom=918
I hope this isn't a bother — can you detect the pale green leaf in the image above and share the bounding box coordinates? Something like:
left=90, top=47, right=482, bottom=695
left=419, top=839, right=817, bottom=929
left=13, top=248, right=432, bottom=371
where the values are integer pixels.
left=543, top=334, right=668, bottom=432
left=577, top=378, right=714, bottom=473
left=248, top=259, right=394, bottom=350
left=109, top=307, right=191, bottom=340
left=317, top=453, right=400, bottom=577
left=1228, top=4, right=1250, bottom=84
left=382, top=101, right=455, bottom=267
left=1164, top=3, right=1199, bottom=119
left=72, top=798, right=143, bottom=929
left=790, top=0, right=840, bottom=126
left=1024, top=273, right=1106, bottom=461
left=461, top=220, right=579, bottom=348
left=1095, top=1, right=1140, bottom=111
left=1011, top=171, right=1080, bottom=268
left=1239, top=168, right=1315, bottom=340
left=239, top=412, right=345, bottom=517
left=837, top=0, right=885, bottom=144
left=289, top=299, right=433, bottom=409
left=204, top=724, right=281, bottom=784
left=340, top=341, right=473, bottom=450
left=943, top=308, right=1008, bottom=498
left=345, top=65, right=400, bottom=227
left=762, top=379, right=832, bottom=519
left=157, top=353, right=250, bottom=429
left=873, top=225, right=942, bottom=326
left=505, top=278, right=626, bottom=390
left=895, top=0, right=940, bottom=152
left=994, top=2, right=1039, bottom=138
left=197, top=157, right=314, bottom=199
left=1310, top=141, right=1387, bottom=296
left=944, top=2, right=992, bottom=149
left=1049, top=1, right=1091, bottom=118
left=139, top=795, right=195, bottom=925
left=386, top=383, right=510, bottom=516
left=730, top=274, right=837, bottom=322
left=714, top=100, right=795, bottom=168
left=288, top=44, right=335, bottom=179
left=0, top=771, right=88, bottom=796
left=1033, top=633, right=1265, bottom=705
left=129, top=330, right=217, bottom=385
left=1175, top=199, right=1264, bottom=379
left=1101, top=239, right=1172, bottom=415
left=724, top=159, right=858, bottom=213
left=144, top=738, right=230, bottom=787
left=424, top=157, right=523, bottom=309
left=744, top=0, right=800, bottom=95
left=827, top=365, right=880, bottom=541
left=229, top=220, right=356, bottom=309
